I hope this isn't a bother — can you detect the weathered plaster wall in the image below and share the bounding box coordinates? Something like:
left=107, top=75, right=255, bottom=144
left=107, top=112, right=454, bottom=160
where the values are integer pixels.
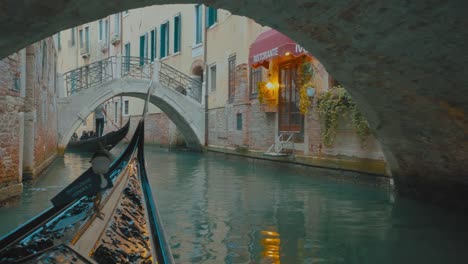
left=26, top=39, right=59, bottom=179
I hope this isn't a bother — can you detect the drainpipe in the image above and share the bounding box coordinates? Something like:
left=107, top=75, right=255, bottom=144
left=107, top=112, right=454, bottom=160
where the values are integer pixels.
left=203, top=6, right=209, bottom=147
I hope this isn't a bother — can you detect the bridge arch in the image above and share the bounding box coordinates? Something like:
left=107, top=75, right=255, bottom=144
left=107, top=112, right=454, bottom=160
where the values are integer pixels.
left=58, top=78, right=204, bottom=152
left=2, top=1, right=468, bottom=206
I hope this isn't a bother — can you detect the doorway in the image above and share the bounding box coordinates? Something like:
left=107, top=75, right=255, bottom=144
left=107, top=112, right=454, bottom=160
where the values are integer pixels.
left=278, top=62, right=303, bottom=133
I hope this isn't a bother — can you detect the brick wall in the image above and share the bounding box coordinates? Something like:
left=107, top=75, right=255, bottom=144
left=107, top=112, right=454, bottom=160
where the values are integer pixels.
left=0, top=53, right=23, bottom=189
left=0, top=37, right=58, bottom=202
left=208, top=63, right=275, bottom=150
left=208, top=58, right=386, bottom=168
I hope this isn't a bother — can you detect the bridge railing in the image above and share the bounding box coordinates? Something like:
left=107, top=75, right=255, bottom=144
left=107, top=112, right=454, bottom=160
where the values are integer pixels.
left=159, top=61, right=202, bottom=102
left=64, top=56, right=202, bottom=103
left=64, top=57, right=115, bottom=96
left=121, top=56, right=153, bottom=79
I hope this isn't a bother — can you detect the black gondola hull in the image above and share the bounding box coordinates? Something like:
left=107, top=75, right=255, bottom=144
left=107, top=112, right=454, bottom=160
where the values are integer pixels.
left=66, top=120, right=130, bottom=152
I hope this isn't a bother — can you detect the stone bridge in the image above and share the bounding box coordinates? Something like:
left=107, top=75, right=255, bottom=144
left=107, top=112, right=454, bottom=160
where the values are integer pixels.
left=56, top=56, right=204, bottom=152
left=1, top=0, right=468, bottom=207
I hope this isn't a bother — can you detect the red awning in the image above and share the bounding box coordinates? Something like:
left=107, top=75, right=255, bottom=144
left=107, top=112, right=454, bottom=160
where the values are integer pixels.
left=249, top=29, right=309, bottom=68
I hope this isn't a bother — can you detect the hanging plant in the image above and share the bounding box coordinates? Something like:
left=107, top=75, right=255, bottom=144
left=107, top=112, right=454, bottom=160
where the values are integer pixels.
left=297, top=58, right=313, bottom=114
left=350, top=102, right=370, bottom=145
left=316, top=85, right=370, bottom=146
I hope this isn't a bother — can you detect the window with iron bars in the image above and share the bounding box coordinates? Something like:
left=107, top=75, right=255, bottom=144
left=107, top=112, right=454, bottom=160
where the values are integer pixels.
left=228, top=55, right=236, bottom=103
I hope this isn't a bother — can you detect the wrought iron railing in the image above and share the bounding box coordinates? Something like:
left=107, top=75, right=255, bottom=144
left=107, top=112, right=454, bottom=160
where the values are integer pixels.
left=159, top=61, right=202, bottom=102
left=121, top=56, right=153, bottom=80
left=64, top=56, right=202, bottom=103
left=64, top=57, right=114, bottom=95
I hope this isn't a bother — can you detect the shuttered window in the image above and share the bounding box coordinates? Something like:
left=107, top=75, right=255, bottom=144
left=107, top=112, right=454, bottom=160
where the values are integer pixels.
left=228, top=55, right=236, bottom=103
left=206, top=7, right=217, bottom=28
left=160, top=22, right=169, bottom=58
left=174, top=15, right=181, bottom=53
left=195, top=5, right=202, bottom=44
left=150, top=29, right=156, bottom=61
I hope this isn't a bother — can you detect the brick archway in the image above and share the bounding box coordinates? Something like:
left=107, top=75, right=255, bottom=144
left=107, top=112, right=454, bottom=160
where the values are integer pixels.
left=1, top=1, right=468, bottom=206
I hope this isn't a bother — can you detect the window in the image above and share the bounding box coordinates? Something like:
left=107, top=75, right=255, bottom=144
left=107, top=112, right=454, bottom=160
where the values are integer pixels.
left=57, top=32, right=61, bottom=50
left=195, top=5, right=202, bottom=44
left=174, top=15, right=181, bottom=53
left=236, top=113, right=242, bottom=130
left=210, top=65, right=216, bottom=91
left=250, top=67, right=262, bottom=96
left=150, top=29, right=157, bottom=61
left=124, top=43, right=130, bottom=72
left=105, top=19, right=109, bottom=43
left=114, top=101, right=118, bottom=123
left=124, top=100, right=129, bottom=115
left=139, top=33, right=148, bottom=66
left=71, top=27, right=75, bottom=46
left=160, top=22, right=169, bottom=58
left=114, top=14, right=120, bottom=36
left=99, top=19, right=103, bottom=40
left=206, top=7, right=217, bottom=28
left=42, top=42, right=47, bottom=79
left=79, top=29, right=83, bottom=48
left=85, top=26, right=90, bottom=50
left=228, top=55, right=236, bottom=103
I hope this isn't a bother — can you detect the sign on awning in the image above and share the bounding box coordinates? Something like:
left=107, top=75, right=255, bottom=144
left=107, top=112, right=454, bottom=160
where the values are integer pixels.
left=249, top=29, right=309, bottom=68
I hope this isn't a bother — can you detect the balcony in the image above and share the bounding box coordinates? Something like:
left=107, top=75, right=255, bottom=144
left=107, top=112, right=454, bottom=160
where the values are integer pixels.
left=111, top=33, right=121, bottom=45
left=99, top=40, right=108, bottom=53
left=80, top=46, right=90, bottom=58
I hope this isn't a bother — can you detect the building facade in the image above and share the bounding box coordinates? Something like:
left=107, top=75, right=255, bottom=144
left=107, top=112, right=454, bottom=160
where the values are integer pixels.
left=55, top=4, right=387, bottom=174
left=0, top=37, right=58, bottom=203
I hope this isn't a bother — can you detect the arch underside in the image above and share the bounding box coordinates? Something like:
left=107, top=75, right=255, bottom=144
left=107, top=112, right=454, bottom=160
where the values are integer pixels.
left=3, top=0, right=468, bottom=207
left=60, top=91, right=202, bottom=152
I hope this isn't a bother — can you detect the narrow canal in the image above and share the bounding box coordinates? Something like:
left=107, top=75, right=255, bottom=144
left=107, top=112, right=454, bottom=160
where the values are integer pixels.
left=1, top=145, right=467, bottom=263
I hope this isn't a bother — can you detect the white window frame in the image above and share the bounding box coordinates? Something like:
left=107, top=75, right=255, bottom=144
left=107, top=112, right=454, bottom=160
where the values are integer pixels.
left=124, top=100, right=129, bottom=116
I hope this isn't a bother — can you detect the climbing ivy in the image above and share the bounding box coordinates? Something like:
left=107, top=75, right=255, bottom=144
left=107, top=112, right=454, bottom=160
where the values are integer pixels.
left=316, top=85, right=370, bottom=146
left=297, top=58, right=313, bottom=114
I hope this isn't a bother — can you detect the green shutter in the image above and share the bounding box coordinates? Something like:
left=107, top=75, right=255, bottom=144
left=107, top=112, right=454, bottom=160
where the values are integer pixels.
left=174, top=16, right=181, bottom=53
left=139, top=35, right=145, bottom=66
left=206, top=7, right=217, bottom=28
left=160, top=24, right=165, bottom=57
left=150, top=30, right=155, bottom=61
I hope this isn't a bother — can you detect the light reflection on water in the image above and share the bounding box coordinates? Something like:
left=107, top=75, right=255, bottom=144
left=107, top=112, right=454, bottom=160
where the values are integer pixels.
left=1, top=145, right=468, bottom=263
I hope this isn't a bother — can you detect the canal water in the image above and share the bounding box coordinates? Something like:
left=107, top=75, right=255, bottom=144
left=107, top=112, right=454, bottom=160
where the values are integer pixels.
left=1, top=145, right=467, bottom=263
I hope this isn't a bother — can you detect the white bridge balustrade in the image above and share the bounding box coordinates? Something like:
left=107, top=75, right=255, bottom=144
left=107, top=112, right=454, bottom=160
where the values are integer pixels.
left=56, top=56, right=204, bottom=153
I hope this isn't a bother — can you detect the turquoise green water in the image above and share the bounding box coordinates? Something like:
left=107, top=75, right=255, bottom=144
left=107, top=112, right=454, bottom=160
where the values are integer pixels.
left=1, top=145, right=467, bottom=263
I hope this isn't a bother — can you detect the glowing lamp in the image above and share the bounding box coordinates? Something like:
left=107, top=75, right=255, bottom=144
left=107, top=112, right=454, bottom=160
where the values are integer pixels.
left=307, top=87, right=315, bottom=97
left=266, top=82, right=274, bottom=90
left=285, top=52, right=291, bottom=56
